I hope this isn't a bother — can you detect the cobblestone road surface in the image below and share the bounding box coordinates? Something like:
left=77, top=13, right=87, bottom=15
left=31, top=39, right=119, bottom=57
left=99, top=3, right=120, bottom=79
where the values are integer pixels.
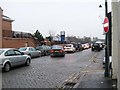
left=2, top=49, right=104, bottom=88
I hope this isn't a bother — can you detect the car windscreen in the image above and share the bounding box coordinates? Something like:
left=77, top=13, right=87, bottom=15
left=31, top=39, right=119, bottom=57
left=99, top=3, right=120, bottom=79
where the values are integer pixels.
left=52, top=45, right=62, bottom=50
left=19, top=47, right=27, bottom=51
left=36, top=46, right=43, bottom=50
left=65, top=45, right=72, bottom=47
left=0, top=50, right=4, bottom=55
left=93, top=43, right=99, bottom=46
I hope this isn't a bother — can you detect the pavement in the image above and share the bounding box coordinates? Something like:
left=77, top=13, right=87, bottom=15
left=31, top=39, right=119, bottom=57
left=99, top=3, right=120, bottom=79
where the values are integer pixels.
left=73, top=50, right=117, bottom=90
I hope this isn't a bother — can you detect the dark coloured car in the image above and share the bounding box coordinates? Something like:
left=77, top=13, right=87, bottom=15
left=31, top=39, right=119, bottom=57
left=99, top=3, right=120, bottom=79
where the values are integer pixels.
left=36, top=45, right=51, bottom=56
left=50, top=45, right=65, bottom=57
left=91, top=43, right=101, bottom=51
left=73, top=43, right=83, bottom=51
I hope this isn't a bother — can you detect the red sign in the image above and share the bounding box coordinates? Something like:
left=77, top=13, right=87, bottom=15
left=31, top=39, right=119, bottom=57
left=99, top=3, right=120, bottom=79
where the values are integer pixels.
left=103, top=17, right=109, bottom=33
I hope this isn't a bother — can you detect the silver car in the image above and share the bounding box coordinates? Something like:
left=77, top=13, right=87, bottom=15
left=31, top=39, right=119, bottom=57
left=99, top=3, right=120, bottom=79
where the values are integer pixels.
left=0, top=48, right=31, bottom=72
left=19, top=47, right=41, bottom=58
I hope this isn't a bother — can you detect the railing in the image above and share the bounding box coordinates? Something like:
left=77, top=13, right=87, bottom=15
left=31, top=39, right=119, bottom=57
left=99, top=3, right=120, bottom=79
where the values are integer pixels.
left=3, top=30, right=33, bottom=38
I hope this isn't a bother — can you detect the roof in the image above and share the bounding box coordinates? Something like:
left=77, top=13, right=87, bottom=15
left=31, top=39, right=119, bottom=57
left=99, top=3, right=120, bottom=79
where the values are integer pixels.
left=2, top=15, right=14, bottom=22
left=0, top=48, right=16, bottom=52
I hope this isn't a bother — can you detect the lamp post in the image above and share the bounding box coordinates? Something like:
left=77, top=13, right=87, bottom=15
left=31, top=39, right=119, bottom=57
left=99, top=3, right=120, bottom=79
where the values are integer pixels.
left=104, top=0, right=110, bottom=77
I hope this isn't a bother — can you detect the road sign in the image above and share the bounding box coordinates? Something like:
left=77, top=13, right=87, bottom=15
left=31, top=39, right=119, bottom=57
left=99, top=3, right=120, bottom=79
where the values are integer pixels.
left=103, top=17, right=109, bottom=33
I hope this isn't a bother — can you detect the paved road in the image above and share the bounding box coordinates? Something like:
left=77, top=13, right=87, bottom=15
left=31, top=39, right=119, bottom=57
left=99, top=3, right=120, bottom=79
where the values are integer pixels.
left=2, top=49, right=104, bottom=88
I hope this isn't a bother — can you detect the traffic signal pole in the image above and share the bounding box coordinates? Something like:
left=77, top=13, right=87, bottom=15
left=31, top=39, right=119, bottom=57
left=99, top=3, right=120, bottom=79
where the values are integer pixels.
left=104, top=0, right=110, bottom=77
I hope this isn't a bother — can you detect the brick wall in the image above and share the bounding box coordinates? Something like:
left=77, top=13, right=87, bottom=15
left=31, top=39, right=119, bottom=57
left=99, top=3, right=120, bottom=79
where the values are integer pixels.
left=3, top=37, right=36, bottom=48
left=2, top=20, right=12, bottom=31
left=0, top=8, right=3, bottom=48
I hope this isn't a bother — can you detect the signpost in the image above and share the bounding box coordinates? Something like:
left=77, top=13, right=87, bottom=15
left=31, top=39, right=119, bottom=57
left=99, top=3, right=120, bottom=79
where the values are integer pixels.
left=104, top=16, right=110, bottom=77
left=103, top=17, right=109, bottom=33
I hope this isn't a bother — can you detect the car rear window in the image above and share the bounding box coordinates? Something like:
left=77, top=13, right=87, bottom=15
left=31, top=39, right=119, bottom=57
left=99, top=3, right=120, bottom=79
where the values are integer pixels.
left=52, top=45, right=62, bottom=49
left=19, top=47, right=27, bottom=51
left=93, top=43, right=99, bottom=46
left=0, top=50, right=4, bottom=55
left=65, top=44, right=72, bottom=47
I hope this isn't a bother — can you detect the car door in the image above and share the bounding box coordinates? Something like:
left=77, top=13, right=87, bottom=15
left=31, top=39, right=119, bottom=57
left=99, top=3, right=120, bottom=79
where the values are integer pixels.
left=4, top=50, right=22, bottom=66
left=31, top=47, right=39, bottom=57
left=29, top=47, right=38, bottom=57
left=14, top=50, right=26, bottom=65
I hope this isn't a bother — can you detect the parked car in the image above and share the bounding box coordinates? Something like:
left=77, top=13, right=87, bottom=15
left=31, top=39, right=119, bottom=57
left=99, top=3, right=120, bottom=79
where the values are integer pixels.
left=50, top=45, right=65, bottom=57
left=64, top=44, right=76, bottom=53
left=83, top=43, right=90, bottom=49
left=0, top=48, right=31, bottom=72
left=91, top=43, right=101, bottom=51
left=95, top=41, right=104, bottom=50
left=36, top=45, right=51, bottom=56
left=19, top=47, right=41, bottom=58
left=73, top=43, right=83, bottom=51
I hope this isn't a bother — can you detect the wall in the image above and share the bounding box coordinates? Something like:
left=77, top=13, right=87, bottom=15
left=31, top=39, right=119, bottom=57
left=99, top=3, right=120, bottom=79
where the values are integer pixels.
left=112, top=1, right=119, bottom=80
left=0, top=8, right=3, bottom=48
left=2, top=20, right=12, bottom=31
left=118, top=1, right=120, bottom=90
left=112, top=0, right=120, bottom=90
left=3, top=37, right=36, bottom=48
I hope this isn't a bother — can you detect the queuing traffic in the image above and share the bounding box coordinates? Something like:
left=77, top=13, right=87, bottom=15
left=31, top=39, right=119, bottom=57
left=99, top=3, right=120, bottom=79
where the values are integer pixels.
left=0, top=41, right=104, bottom=72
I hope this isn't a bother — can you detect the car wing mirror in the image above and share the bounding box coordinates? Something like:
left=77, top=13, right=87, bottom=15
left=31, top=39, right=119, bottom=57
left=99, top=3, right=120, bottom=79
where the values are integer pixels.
left=21, top=52, right=24, bottom=55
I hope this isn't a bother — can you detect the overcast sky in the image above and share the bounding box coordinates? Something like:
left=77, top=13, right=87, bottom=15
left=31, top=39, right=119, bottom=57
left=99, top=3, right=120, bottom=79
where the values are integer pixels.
left=0, top=0, right=112, bottom=39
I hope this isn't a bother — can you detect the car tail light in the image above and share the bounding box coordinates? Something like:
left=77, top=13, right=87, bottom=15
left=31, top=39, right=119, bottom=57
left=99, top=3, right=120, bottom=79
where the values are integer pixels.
left=59, top=50, right=63, bottom=52
left=50, top=50, right=54, bottom=52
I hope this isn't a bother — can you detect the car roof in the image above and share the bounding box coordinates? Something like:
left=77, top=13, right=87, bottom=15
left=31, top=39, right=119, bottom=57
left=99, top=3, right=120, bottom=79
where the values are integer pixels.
left=19, top=47, right=34, bottom=48
left=0, top=48, right=17, bottom=52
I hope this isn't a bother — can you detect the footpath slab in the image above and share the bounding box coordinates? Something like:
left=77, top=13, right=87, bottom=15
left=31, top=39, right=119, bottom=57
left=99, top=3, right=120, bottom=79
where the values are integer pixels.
left=73, top=50, right=117, bottom=90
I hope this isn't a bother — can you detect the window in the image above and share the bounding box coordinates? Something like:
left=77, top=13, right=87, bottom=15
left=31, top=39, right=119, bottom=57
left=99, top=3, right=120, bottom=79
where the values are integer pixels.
left=14, top=50, right=21, bottom=55
left=0, top=50, right=4, bottom=55
left=5, top=50, right=15, bottom=56
left=29, top=48, right=36, bottom=51
left=19, top=47, right=27, bottom=51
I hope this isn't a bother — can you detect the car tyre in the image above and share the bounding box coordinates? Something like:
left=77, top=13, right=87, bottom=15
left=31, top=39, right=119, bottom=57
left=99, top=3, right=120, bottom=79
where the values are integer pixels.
left=25, top=59, right=31, bottom=66
left=3, top=62, right=11, bottom=72
left=38, top=53, right=41, bottom=57
left=28, top=54, right=31, bottom=58
left=91, top=49, right=94, bottom=51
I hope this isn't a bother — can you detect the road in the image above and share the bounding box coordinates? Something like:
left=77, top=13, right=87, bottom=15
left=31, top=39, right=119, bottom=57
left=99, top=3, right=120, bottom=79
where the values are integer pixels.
left=2, top=49, right=104, bottom=88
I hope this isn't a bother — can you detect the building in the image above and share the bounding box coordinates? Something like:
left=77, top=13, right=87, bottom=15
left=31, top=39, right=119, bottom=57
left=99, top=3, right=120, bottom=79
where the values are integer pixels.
left=112, top=1, right=120, bottom=90
left=0, top=7, right=37, bottom=48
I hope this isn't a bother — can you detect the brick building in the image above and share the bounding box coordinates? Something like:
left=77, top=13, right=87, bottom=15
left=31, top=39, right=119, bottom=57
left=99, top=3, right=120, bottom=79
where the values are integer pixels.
left=0, top=7, right=37, bottom=48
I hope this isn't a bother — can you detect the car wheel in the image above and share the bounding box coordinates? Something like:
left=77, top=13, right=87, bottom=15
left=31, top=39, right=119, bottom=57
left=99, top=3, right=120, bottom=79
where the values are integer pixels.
left=28, top=54, right=31, bottom=58
left=62, top=55, right=65, bottom=57
left=25, top=59, right=31, bottom=66
left=3, top=62, right=11, bottom=72
left=38, top=53, right=41, bottom=57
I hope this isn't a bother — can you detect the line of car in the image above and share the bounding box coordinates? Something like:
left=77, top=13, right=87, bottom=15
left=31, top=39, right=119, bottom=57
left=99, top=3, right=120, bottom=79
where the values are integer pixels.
left=0, top=43, right=91, bottom=72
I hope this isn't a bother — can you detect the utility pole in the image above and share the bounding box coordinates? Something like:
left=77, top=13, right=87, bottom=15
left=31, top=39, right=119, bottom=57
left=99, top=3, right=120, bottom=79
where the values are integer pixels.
left=104, top=0, right=110, bottom=77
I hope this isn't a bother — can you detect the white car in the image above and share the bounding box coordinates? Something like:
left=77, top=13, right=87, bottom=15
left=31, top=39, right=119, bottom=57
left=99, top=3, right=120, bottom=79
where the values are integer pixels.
left=64, top=44, right=76, bottom=53
left=83, top=43, right=90, bottom=49
left=0, top=48, right=31, bottom=72
left=19, top=47, right=41, bottom=58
